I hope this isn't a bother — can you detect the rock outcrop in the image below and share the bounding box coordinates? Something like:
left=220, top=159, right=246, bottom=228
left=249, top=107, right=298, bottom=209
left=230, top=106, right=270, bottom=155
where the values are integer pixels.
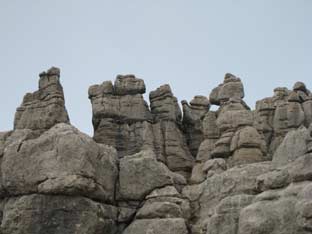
left=14, top=67, right=70, bottom=131
left=89, top=78, right=194, bottom=178
left=0, top=67, right=311, bottom=234
left=255, top=81, right=312, bottom=156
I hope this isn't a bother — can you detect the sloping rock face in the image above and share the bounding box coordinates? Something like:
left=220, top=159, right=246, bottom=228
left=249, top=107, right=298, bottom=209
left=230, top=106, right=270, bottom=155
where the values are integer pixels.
left=1, top=67, right=312, bottom=234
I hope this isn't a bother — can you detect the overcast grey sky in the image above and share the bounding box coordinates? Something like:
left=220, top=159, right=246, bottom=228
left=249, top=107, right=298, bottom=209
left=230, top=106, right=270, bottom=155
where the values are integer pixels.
left=0, top=0, right=311, bottom=135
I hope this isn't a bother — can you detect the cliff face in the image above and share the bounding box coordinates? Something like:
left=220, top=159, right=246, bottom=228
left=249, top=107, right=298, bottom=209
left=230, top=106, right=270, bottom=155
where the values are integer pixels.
left=0, top=67, right=312, bottom=234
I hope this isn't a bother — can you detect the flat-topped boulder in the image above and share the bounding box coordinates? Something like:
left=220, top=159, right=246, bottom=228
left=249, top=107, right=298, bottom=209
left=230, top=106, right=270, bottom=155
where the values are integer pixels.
left=209, top=73, right=244, bottom=105
left=114, top=74, right=146, bottom=95
left=150, top=84, right=182, bottom=122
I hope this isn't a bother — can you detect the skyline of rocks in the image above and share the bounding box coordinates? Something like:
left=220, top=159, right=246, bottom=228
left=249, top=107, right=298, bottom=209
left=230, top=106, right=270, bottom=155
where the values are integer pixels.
left=0, top=67, right=312, bottom=234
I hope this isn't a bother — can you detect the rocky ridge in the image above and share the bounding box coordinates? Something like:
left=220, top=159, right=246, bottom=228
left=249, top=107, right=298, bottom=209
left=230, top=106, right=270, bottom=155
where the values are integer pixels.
left=0, top=67, right=311, bottom=234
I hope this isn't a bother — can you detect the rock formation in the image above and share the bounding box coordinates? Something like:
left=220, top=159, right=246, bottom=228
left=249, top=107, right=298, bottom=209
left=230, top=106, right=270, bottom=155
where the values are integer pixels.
left=89, top=77, right=194, bottom=178
left=14, top=67, right=70, bottom=131
left=0, top=67, right=311, bottom=234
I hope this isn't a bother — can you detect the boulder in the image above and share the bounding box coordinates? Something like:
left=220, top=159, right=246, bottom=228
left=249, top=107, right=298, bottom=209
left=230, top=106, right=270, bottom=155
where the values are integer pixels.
left=190, top=162, right=206, bottom=184
left=209, top=73, right=244, bottom=105
left=149, top=84, right=182, bottom=122
left=1, top=194, right=117, bottom=234
left=196, top=138, right=217, bottom=162
left=114, top=74, right=145, bottom=95
left=2, top=123, right=118, bottom=203
left=293, top=81, right=308, bottom=93
left=217, top=109, right=253, bottom=133
left=123, top=218, right=188, bottom=234
left=136, top=186, right=191, bottom=220
left=238, top=182, right=312, bottom=234
left=203, top=158, right=227, bottom=178
left=207, top=194, right=255, bottom=234
left=183, top=162, right=272, bottom=234
left=118, top=150, right=186, bottom=201
left=230, top=148, right=264, bottom=167
left=89, top=75, right=152, bottom=157
left=273, top=126, right=309, bottom=167
left=230, top=126, right=266, bottom=152
left=211, top=131, right=234, bottom=158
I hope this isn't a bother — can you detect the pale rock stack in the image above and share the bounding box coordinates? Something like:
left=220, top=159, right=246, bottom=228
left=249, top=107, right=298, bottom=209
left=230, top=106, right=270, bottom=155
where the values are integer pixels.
left=116, top=150, right=188, bottom=232
left=1, top=68, right=120, bottom=234
left=89, top=79, right=195, bottom=178
left=190, top=74, right=261, bottom=184
left=123, top=186, right=191, bottom=234
left=209, top=73, right=245, bottom=105
left=182, top=95, right=210, bottom=157
left=14, top=67, right=70, bottom=131
left=149, top=84, right=182, bottom=122
left=88, top=75, right=153, bottom=158
left=190, top=74, right=266, bottom=184
left=255, top=81, right=311, bottom=156
left=149, top=84, right=195, bottom=177
left=209, top=74, right=266, bottom=166
left=190, top=111, right=220, bottom=184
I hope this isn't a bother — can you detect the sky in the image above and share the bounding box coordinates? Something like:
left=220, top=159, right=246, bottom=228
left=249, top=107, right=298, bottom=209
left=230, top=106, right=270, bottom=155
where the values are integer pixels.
left=0, top=0, right=311, bottom=135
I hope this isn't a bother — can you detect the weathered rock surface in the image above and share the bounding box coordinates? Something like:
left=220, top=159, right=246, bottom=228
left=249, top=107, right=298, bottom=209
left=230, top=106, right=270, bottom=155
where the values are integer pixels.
left=123, top=218, right=188, bottom=234
left=255, top=82, right=311, bottom=156
left=89, top=76, right=152, bottom=158
left=2, top=123, right=118, bottom=203
left=118, top=150, right=186, bottom=201
left=90, top=78, right=194, bottom=177
left=209, top=73, right=244, bottom=105
left=183, top=162, right=273, bottom=234
left=14, top=67, right=70, bottom=131
left=182, top=96, right=210, bottom=156
left=1, top=194, right=118, bottom=234
left=1, top=68, right=311, bottom=234
left=273, top=126, right=309, bottom=167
